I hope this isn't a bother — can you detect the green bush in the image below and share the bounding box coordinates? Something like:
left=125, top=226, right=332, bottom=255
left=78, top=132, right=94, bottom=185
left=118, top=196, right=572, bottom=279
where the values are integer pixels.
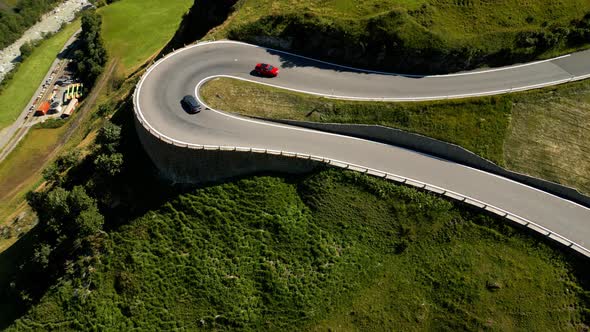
left=18, top=41, right=35, bottom=60
left=95, top=121, right=121, bottom=153
left=34, top=118, right=65, bottom=129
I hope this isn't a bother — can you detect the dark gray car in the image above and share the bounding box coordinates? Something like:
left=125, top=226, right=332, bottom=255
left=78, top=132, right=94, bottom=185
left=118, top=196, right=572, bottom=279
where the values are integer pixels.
left=181, top=95, right=200, bottom=114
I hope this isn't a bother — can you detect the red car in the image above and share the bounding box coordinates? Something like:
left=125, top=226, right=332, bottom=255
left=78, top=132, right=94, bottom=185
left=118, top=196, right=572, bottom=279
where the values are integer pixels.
left=254, top=63, right=279, bottom=77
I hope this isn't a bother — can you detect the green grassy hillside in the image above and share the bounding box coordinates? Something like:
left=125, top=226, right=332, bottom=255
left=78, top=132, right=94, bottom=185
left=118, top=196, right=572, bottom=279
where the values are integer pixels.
left=207, top=0, right=590, bottom=73
left=99, top=0, right=192, bottom=74
left=7, top=170, right=590, bottom=330
left=8, top=170, right=590, bottom=331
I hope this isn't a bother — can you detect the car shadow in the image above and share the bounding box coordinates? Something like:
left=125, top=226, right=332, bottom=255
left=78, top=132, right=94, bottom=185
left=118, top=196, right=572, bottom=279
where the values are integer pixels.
left=248, top=69, right=277, bottom=79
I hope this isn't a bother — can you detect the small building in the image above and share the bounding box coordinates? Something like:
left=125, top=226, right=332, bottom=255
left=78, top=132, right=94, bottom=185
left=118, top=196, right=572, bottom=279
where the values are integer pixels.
left=61, top=98, right=78, bottom=118
left=35, top=101, right=50, bottom=116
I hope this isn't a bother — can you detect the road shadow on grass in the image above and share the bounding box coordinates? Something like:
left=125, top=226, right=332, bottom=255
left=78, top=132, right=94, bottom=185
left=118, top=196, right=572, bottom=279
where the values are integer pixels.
left=264, top=48, right=424, bottom=79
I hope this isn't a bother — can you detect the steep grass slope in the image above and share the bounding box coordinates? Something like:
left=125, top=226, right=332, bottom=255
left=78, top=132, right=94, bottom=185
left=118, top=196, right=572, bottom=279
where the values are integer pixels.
left=8, top=171, right=590, bottom=330
left=208, top=0, right=590, bottom=73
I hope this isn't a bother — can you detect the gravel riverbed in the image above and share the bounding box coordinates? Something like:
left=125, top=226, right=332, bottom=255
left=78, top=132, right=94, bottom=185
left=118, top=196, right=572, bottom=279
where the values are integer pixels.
left=0, top=0, right=91, bottom=83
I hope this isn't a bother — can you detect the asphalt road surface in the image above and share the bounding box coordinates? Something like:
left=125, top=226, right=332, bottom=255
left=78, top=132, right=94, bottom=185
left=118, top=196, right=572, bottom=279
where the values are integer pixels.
left=136, top=41, right=590, bottom=254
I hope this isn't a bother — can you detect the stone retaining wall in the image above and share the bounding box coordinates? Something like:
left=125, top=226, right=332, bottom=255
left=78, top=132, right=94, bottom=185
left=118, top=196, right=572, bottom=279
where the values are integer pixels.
left=264, top=118, right=590, bottom=208
left=135, top=117, right=319, bottom=184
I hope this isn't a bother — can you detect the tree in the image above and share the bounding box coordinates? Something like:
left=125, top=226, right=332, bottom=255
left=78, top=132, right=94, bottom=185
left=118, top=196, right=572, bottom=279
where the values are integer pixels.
left=67, top=186, right=94, bottom=216
left=75, top=10, right=108, bottom=85
left=94, top=153, right=124, bottom=176
left=75, top=207, right=104, bottom=237
left=56, top=149, right=81, bottom=172
left=97, top=103, right=113, bottom=117
left=42, top=187, right=71, bottom=238
left=32, top=243, right=52, bottom=270
left=19, top=41, right=34, bottom=60
left=62, top=186, right=103, bottom=238
left=42, top=163, right=60, bottom=184
left=96, top=121, right=121, bottom=153
left=28, top=186, right=105, bottom=242
left=44, top=187, right=71, bottom=222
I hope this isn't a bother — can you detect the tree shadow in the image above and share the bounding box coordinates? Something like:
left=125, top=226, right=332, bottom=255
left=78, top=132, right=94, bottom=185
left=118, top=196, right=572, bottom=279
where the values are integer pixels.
left=0, top=228, right=49, bottom=329
left=57, top=35, right=80, bottom=61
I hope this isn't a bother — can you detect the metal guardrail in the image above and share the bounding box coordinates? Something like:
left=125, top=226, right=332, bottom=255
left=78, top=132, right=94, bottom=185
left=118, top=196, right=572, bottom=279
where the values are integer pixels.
left=132, top=41, right=590, bottom=258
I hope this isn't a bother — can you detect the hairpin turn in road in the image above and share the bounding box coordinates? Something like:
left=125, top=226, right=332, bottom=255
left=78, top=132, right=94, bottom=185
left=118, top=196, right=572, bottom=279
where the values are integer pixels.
left=135, top=41, right=590, bottom=256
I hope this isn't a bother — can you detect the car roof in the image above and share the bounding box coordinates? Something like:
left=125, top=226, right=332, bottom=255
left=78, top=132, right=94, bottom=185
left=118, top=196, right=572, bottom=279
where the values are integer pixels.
left=183, top=95, right=199, bottom=106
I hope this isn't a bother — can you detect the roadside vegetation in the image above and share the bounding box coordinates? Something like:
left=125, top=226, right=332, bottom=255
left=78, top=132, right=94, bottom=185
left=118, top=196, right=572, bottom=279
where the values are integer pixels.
left=202, top=78, right=511, bottom=165
left=6, top=149, right=590, bottom=329
left=206, top=0, right=590, bottom=74
left=201, top=77, right=590, bottom=194
left=505, top=81, right=590, bottom=195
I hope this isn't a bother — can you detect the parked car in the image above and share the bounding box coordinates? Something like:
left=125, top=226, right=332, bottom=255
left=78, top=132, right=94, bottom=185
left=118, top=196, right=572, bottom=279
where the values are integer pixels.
left=254, top=63, right=279, bottom=77
left=181, top=95, right=201, bottom=114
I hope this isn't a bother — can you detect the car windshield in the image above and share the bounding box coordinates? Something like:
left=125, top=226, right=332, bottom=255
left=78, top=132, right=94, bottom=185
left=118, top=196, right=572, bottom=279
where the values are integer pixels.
left=184, top=96, right=198, bottom=106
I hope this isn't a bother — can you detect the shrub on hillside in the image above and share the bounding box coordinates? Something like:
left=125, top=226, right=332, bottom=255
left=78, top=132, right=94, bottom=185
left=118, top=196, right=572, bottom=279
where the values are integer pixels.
left=18, top=41, right=35, bottom=60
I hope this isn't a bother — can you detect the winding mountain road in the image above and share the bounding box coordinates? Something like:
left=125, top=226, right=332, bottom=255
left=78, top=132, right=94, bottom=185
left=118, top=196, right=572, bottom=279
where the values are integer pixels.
left=135, top=41, right=590, bottom=255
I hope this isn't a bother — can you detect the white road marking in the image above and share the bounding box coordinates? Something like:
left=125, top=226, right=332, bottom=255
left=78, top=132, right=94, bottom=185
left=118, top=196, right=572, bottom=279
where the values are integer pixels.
left=193, top=77, right=590, bottom=214
left=134, top=40, right=590, bottom=256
